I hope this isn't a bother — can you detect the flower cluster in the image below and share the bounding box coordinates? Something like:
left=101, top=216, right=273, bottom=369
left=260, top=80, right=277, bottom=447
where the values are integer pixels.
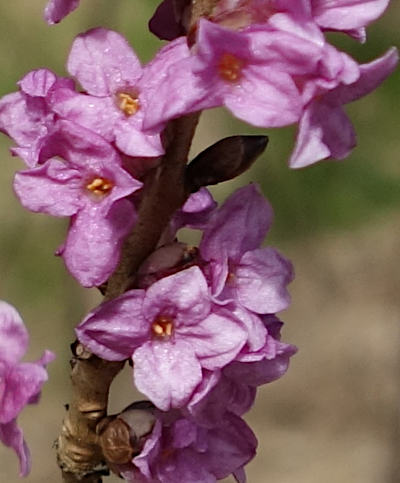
left=0, top=301, right=54, bottom=476
left=0, top=0, right=397, bottom=480
left=76, top=184, right=297, bottom=481
left=147, top=1, right=398, bottom=167
left=1, top=3, right=396, bottom=286
left=40, top=1, right=397, bottom=167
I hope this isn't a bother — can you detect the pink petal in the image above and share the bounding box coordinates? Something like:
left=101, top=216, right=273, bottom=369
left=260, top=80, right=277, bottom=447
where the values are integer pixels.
left=335, top=47, right=399, bottom=105
left=14, top=160, right=83, bottom=217
left=62, top=199, right=136, bottom=287
left=76, top=290, right=148, bottom=360
left=18, top=69, right=57, bottom=98
left=0, top=419, right=31, bottom=476
left=143, top=266, right=211, bottom=327
left=225, top=68, right=302, bottom=128
left=313, top=0, right=390, bottom=31
left=200, top=184, right=273, bottom=263
left=133, top=339, right=202, bottom=410
left=236, top=247, right=294, bottom=314
left=0, top=302, right=28, bottom=364
left=184, top=309, right=247, bottom=369
left=115, top=118, right=164, bottom=157
left=289, top=100, right=355, bottom=168
left=44, top=0, right=80, bottom=24
left=1, top=363, right=49, bottom=423
left=67, top=28, right=142, bottom=96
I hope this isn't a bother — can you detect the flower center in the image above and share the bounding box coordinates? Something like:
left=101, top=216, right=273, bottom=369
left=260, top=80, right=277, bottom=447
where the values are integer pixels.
left=116, top=92, right=140, bottom=116
left=151, top=315, right=174, bottom=339
left=218, top=53, right=244, bottom=82
left=86, top=177, right=113, bottom=197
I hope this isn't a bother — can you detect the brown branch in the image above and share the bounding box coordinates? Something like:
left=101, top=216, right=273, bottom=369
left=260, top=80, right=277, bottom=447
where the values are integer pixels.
left=57, top=347, right=124, bottom=482
left=56, top=113, right=199, bottom=482
left=104, top=113, right=199, bottom=301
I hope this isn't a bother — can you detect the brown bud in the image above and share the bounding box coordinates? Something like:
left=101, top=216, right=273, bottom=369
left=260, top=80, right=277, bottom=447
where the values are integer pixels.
left=97, top=403, right=157, bottom=469
left=186, top=135, right=268, bottom=192
left=98, top=417, right=134, bottom=465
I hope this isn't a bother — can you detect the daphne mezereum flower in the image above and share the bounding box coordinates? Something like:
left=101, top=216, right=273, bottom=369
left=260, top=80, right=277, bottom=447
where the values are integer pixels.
left=49, top=28, right=165, bottom=158
left=289, top=47, right=399, bottom=168
left=0, top=301, right=54, bottom=476
left=13, top=120, right=142, bottom=287
left=0, top=69, right=73, bottom=167
left=149, top=0, right=391, bottom=42
left=120, top=411, right=257, bottom=483
left=76, top=266, right=248, bottom=410
left=200, top=184, right=293, bottom=315
left=144, top=18, right=314, bottom=131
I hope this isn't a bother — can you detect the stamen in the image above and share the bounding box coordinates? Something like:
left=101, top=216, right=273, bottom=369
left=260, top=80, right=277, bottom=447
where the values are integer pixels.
left=86, top=177, right=113, bottom=196
left=116, top=92, right=140, bottom=116
left=151, top=315, right=174, bottom=339
left=227, top=272, right=236, bottom=284
left=218, top=53, right=244, bottom=83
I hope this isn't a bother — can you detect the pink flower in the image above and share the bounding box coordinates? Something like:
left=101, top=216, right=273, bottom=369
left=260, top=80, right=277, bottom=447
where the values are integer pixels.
left=76, top=266, right=248, bottom=410
left=51, top=28, right=165, bottom=158
left=0, top=301, right=54, bottom=476
left=200, top=184, right=293, bottom=314
left=14, top=120, right=142, bottom=286
left=290, top=47, right=399, bottom=168
left=0, top=69, right=73, bottom=167
left=145, top=19, right=309, bottom=131
left=121, top=412, right=257, bottom=482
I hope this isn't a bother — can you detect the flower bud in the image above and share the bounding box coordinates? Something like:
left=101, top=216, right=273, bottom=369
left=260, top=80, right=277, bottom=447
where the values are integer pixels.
left=186, top=135, right=268, bottom=192
left=97, top=402, right=157, bottom=466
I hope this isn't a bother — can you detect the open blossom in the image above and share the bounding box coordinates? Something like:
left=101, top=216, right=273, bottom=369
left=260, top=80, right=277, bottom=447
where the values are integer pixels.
left=49, top=28, right=165, bottom=158
left=200, top=184, right=293, bottom=314
left=0, top=301, right=54, bottom=476
left=13, top=120, right=142, bottom=286
left=0, top=69, right=73, bottom=167
left=145, top=18, right=313, bottom=131
left=290, top=47, right=399, bottom=168
left=76, top=266, right=248, bottom=410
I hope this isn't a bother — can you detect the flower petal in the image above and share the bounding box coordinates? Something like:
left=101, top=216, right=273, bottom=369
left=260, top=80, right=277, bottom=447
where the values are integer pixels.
left=133, top=340, right=202, bottom=410
left=0, top=302, right=28, bottom=364
left=0, top=362, right=49, bottom=423
left=62, top=199, right=136, bottom=287
left=14, top=160, right=83, bottom=217
left=200, top=184, right=273, bottom=263
left=0, top=419, right=31, bottom=477
left=236, top=248, right=294, bottom=314
left=143, top=266, right=211, bottom=326
left=67, top=28, right=142, bottom=96
left=76, top=290, right=147, bottom=360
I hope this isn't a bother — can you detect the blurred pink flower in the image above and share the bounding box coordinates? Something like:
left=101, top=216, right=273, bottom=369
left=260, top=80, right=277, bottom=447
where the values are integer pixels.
left=0, top=301, right=54, bottom=476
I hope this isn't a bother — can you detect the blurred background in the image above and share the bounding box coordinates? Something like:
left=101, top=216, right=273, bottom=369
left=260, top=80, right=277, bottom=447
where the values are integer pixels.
left=0, top=1, right=399, bottom=481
